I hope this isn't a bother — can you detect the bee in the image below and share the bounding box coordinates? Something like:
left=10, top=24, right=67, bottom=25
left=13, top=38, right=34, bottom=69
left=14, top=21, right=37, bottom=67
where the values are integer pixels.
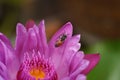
left=55, top=34, right=67, bottom=47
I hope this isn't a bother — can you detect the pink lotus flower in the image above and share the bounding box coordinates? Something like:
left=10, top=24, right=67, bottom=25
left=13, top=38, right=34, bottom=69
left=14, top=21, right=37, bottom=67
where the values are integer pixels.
left=0, top=20, right=100, bottom=80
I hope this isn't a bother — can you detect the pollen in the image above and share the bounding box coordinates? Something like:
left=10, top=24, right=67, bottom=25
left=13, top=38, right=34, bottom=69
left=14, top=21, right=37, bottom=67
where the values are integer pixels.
left=30, top=68, right=45, bottom=80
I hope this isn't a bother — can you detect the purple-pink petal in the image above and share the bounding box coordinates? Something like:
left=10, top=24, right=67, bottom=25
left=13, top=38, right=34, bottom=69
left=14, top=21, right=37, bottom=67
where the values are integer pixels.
left=64, top=35, right=81, bottom=54
left=0, top=35, right=19, bottom=80
left=15, top=20, right=48, bottom=62
left=0, top=36, right=14, bottom=65
left=22, top=27, right=38, bottom=52
left=0, top=33, right=12, bottom=48
left=38, top=20, right=48, bottom=57
left=76, top=74, right=86, bottom=80
left=70, top=59, right=89, bottom=78
left=69, top=51, right=84, bottom=73
left=15, top=23, right=27, bottom=62
left=48, top=22, right=73, bottom=70
left=0, top=33, right=14, bottom=64
left=81, top=54, right=100, bottom=75
left=0, top=61, right=9, bottom=80
left=48, top=22, right=73, bottom=49
left=0, top=42, right=5, bottom=64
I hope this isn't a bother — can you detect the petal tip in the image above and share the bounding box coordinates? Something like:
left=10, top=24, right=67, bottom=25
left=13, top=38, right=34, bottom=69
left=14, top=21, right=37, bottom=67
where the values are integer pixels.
left=66, top=22, right=72, bottom=24
left=82, top=53, right=101, bottom=74
left=41, top=20, right=45, bottom=24
left=17, top=23, right=23, bottom=27
left=75, top=34, right=81, bottom=39
left=39, top=20, right=45, bottom=28
left=16, top=23, right=26, bottom=35
left=16, top=23, right=25, bottom=30
left=94, top=53, right=101, bottom=60
left=65, top=22, right=72, bottom=27
left=0, top=32, right=3, bottom=36
left=62, top=22, right=73, bottom=35
left=77, top=34, right=80, bottom=37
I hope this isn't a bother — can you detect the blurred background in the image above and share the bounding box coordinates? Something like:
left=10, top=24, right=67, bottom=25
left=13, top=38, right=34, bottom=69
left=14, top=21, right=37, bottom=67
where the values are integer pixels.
left=0, top=0, right=120, bottom=80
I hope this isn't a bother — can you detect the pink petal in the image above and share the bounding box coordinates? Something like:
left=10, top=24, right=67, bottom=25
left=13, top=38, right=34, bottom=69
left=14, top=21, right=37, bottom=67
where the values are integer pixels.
left=61, top=74, right=86, bottom=80
left=22, top=20, right=48, bottom=55
left=56, top=58, right=69, bottom=79
left=0, top=33, right=19, bottom=80
left=0, top=38, right=19, bottom=80
left=38, top=20, right=48, bottom=57
left=69, top=51, right=84, bottom=73
left=0, top=34, right=14, bottom=65
left=56, top=35, right=81, bottom=70
left=0, top=41, right=5, bottom=64
left=52, top=34, right=80, bottom=62
left=50, top=33, right=80, bottom=79
left=0, top=76, right=5, bottom=80
left=16, top=20, right=48, bottom=62
left=76, top=74, right=86, bottom=80
left=33, top=26, right=43, bottom=52
left=15, top=23, right=27, bottom=60
left=48, top=22, right=73, bottom=66
left=0, top=33, right=13, bottom=64
left=81, top=54, right=100, bottom=75
left=63, top=35, right=81, bottom=67
left=22, top=27, right=38, bottom=52
left=64, top=35, right=81, bottom=54
left=61, top=77, right=70, bottom=80
left=0, top=33, right=12, bottom=47
left=0, top=61, right=9, bottom=80
left=48, top=22, right=73, bottom=49
left=70, top=60, right=89, bottom=78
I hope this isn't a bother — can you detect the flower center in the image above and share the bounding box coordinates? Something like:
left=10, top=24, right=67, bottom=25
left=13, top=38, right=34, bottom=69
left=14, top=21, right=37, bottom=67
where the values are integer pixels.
left=17, top=51, right=58, bottom=80
left=30, top=68, right=45, bottom=79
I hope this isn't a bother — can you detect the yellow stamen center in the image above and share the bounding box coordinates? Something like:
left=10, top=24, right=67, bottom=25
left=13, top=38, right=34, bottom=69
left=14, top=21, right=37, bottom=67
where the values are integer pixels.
left=30, top=69, right=45, bottom=80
